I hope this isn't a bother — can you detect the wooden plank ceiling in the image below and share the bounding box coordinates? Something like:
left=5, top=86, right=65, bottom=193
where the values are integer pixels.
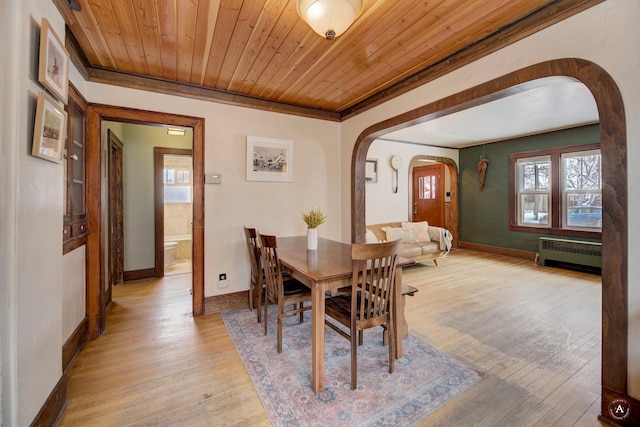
left=55, top=0, right=599, bottom=120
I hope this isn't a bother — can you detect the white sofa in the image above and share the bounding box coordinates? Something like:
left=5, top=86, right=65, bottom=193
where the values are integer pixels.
left=366, top=221, right=453, bottom=265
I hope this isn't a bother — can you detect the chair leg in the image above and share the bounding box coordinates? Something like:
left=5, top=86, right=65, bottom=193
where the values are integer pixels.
left=263, top=299, right=268, bottom=336
left=248, top=281, right=254, bottom=311
left=351, top=328, right=358, bottom=390
left=256, top=286, right=263, bottom=323
left=388, top=315, right=394, bottom=374
left=299, top=302, right=304, bottom=323
left=277, top=312, right=283, bottom=353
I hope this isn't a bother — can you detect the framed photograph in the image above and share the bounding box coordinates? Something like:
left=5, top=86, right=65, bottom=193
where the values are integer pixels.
left=32, top=91, right=67, bottom=163
left=365, top=159, right=378, bottom=182
left=246, top=136, right=294, bottom=182
left=38, top=18, right=69, bottom=104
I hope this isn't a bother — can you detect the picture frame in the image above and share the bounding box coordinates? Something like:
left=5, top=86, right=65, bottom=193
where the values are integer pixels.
left=246, top=136, right=294, bottom=182
left=32, top=91, right=67, bottom=163
left=365, top=159, right=378, bottom=182
left=38, top=18, right=69, bottom=104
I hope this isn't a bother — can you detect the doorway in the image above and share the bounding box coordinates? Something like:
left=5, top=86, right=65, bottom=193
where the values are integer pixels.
left=154, top=148, right=193, bottom=277
left=85, top=106, right=205, bottom=339
left=351, top=59, right=627, bottom=422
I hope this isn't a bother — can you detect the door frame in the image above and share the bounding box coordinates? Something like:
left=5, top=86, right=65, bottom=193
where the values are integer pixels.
left=86, top=106, right=205, bottom=338
left=351, top=59, right=628, bottom=423
left=154, top=147, right=193, bottom=278
left=107, top=130, right=124, bottom=305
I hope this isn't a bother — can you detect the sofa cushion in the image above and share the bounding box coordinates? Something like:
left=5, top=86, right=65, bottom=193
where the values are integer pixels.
left=402, top=221, right=430, bottom=243
left=399, top=243, right=422, bottom=259
left=381, top=226, right=409, bottom=243
left=414, top=240, right=440, bottom=254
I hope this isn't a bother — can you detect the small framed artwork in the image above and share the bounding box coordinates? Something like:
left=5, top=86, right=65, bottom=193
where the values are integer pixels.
left=32, top=91, right=67, bottom=163
left=246, top=136, right=294, bottom=182
left=38, top=18, right=69, bottom=104
left=365, top=159, right=378, bottom=182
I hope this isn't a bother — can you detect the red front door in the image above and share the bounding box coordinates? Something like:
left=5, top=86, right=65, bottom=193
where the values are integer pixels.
left=412, top=164, right=445, bottom=226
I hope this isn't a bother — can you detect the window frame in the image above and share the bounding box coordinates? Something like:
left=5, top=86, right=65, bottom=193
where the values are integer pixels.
left=509, top=142, right=601, bottom=239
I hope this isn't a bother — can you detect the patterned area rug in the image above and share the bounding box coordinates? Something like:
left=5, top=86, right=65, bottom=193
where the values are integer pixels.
left=222, top=306, right=482, bottom=427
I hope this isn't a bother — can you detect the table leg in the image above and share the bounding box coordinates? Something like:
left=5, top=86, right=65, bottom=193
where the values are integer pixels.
left=311, top=282, right=325, bottom=393
left=393, top=267, right=404, bottom=359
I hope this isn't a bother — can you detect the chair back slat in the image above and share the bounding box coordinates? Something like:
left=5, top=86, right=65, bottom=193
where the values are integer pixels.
left=352, top=239, right=400, bottom=324
left=259, top=234, right=282, bottom=303
left=243, top=227, right=260, bottom=283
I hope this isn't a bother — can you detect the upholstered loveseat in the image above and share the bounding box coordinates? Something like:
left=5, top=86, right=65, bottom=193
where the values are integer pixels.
left=365, top=221, right=453, bottom=265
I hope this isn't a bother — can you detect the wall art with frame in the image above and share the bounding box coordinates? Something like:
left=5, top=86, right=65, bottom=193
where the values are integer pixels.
left=38, top=18, right=69, bottom=103
left=246, top=136, right=294, bottom=182
left=32, top=91, right=67, bottom=163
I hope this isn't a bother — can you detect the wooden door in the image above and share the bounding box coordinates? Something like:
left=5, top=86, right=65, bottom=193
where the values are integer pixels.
left=108, top=130, right=124, bottom=304
left=412, top=164, right=445, bottom=226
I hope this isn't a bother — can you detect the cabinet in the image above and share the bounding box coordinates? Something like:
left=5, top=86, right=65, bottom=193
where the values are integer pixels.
left=63, top=84, right=88, bottom=253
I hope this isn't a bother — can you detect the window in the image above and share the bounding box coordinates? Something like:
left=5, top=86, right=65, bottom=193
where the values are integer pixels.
left=163, top=167, right=192, bottom=203
left=510, top=143, right=601, bottom=236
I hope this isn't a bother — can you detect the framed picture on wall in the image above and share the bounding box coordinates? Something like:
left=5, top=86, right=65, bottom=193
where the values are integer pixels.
left=32, top=91, right=67, bottom=163
left=38, top=18, right=69, bottom=104
left=365, top=159, right=378, bottom=182
left=246, top=136, right=294, bottom=182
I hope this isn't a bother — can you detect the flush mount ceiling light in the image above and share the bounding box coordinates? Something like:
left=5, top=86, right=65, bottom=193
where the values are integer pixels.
left=297, top=0, right=364, bottom=41
left=167, top=128, right=186, bottom=136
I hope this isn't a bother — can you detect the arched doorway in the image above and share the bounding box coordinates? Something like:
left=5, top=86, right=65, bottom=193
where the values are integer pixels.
left=351, top=58, right=627, bottom=424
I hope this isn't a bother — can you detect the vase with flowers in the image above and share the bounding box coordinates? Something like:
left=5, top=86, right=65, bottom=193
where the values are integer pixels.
left=301, top=208, right=326, bottom=250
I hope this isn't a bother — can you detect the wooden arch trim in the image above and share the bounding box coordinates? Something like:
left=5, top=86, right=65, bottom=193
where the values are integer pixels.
left=86, top=105, right=206, bottom=339
left=351, top=58, right=628, bottom=423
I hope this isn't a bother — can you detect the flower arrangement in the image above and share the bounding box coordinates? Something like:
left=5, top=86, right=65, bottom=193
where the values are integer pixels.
left=301, top=208, right=326, bottom=229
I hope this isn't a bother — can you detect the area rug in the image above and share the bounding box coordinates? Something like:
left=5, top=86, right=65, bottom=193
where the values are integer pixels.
left=222, top=306, right=482, bottom=427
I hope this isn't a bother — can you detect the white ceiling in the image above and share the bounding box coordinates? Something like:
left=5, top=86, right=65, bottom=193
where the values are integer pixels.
left=381, top=78, right=599, bottom=148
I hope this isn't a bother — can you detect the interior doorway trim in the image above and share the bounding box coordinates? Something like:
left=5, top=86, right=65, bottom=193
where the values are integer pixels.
left=86, top=106, right=205, bottom=337
left=154, top=147, right=193, bottom=278
left=351, top=58, right=627, bottom=424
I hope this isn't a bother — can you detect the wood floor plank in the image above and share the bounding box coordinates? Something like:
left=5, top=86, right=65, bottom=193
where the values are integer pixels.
left=58, top=249, right=605, bottom=426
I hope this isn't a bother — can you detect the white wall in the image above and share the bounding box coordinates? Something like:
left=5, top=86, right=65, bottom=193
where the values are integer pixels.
left=61, top=247, right=86, bottom=343
left=340, top=0, right=640, bottom=398
left=85, top=84, right=342, bottom=297
left=365, top=139, right=458, bottom=225
left=1, top=1, right=68, bottom=425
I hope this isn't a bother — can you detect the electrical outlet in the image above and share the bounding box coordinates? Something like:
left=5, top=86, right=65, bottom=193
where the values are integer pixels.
left=217, top=273, right=229, bottom=289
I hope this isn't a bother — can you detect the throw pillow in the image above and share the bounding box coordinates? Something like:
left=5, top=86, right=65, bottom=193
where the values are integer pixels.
left=402, top=221, right=430, bottom=242
left=381, top=227, right=408, bottom=243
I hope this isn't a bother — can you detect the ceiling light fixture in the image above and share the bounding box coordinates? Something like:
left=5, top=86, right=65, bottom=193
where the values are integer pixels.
left=297, top=0, right=363, bottom=41
left=167, top=128, right=186, bottom=136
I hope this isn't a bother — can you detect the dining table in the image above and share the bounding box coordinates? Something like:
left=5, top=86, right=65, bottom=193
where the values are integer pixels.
left=276, top=235, right=415, bottom=394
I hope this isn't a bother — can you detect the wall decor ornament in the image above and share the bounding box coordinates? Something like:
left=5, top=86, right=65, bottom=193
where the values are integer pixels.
left=246, top=136, right=294, bottom=182
left=32, top=91, right=67, bottom=163
left=38, top=18, right=69, bottom=104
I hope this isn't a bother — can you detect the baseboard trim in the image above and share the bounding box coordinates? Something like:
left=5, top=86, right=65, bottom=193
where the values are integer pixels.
left=599, top=388, right=640, bottom=426
left=29, top=374, right=67, bottom=427
left=204, top=291, right=249, bottom=314
left=458, top=241, right=537, bottom=261
left=123, top=268, right=156, bottom=282
left=62, top=316, right=88, bottom=373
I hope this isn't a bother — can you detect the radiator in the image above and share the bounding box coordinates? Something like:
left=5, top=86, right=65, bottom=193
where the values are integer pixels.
left=538, top=237, right=602, bottom=268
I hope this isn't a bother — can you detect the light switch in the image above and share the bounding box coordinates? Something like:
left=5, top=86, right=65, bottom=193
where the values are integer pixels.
left=205, top=173, right=222, bottom=184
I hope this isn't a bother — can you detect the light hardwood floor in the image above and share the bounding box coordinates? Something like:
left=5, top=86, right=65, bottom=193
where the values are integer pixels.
left=57, top=249, right=606, bottom=426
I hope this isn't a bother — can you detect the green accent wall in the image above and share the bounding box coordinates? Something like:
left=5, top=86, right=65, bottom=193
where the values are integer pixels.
left=459, top=124, right=600, bottom=253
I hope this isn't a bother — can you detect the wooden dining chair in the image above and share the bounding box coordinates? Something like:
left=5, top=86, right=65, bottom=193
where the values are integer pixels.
left=324, top=239, right=401, bottom=389
left=259, top=234, right=312, bottom=353
left=243, top=226, right=263, bottom=322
